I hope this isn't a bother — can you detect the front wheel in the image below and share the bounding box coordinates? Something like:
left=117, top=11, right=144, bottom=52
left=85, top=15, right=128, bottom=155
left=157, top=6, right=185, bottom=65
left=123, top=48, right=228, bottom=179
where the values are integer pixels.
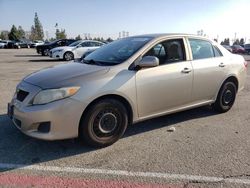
left=42, top=49, right=49, bottom=56
left=212, top=81, right=237, bottom=113
left=79, top=99, right=128, bottom=147
left=64, top=52, right=74, bottom=61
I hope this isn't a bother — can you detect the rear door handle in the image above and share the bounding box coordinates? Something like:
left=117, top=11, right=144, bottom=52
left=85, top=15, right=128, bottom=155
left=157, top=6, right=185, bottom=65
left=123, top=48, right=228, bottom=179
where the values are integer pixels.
left=181, top=67, right=192, bottom=73
left=219, top=63, right=225, bottom=67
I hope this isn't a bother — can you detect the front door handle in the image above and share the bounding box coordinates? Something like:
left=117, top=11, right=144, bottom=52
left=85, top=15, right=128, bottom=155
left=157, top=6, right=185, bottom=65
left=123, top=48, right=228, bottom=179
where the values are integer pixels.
left=219, top=63, right=225, bottom=67
left=181, top=67, right=192, bottom=73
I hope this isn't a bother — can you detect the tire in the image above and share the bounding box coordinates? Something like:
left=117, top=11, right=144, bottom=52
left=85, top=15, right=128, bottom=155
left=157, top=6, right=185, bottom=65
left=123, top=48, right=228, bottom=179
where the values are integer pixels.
left=63, top=52, right=74, bottom=61
left=42, top=49, right=49, bottom=56
left=79, top=99, right=128, bottom=147
left=212, top=81, right=237, bottom=113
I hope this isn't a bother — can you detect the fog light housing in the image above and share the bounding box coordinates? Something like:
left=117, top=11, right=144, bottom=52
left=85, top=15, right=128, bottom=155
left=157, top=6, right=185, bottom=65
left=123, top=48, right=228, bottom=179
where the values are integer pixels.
left=37, top=122, right=51, bottom=133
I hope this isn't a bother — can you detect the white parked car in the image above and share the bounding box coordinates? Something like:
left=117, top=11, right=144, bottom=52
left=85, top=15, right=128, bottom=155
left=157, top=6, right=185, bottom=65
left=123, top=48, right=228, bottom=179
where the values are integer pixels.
left=31, top=40, right=44, bottom=48
left=50, top=40, right=105, bottom=61
left=0, top=40, right=7, bottom=48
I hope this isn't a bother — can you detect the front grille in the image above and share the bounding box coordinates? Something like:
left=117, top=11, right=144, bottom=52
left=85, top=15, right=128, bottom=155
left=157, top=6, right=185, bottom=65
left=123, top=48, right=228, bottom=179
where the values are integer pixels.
left=16, top=89, right=29, bottom=102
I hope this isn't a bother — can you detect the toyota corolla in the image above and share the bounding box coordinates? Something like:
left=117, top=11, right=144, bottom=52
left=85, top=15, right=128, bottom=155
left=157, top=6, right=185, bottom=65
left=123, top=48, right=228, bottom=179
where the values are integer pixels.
left=8, top=34, right=247, bottom=147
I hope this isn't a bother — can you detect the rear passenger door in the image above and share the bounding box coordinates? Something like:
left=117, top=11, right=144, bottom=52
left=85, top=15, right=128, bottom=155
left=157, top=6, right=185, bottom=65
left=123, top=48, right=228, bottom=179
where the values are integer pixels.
left=188, top=38, right=226, bottom=103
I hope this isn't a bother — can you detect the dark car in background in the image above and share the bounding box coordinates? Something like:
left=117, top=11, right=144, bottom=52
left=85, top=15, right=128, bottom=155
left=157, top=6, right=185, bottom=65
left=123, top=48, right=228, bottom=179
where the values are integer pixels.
left=222, top=45, right=232, bottom=53
left=244, top=44, right=250, bottom=54
left=36, top=39, right=77, bottom=56
left=231, top=45, right=246, bottom=54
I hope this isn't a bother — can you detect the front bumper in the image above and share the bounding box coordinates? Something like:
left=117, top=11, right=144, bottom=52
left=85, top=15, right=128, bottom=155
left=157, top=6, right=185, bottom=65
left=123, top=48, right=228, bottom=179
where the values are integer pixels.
left=8, top=81, right=85, bottom=140
left=50, top=51, right=64, bottom=59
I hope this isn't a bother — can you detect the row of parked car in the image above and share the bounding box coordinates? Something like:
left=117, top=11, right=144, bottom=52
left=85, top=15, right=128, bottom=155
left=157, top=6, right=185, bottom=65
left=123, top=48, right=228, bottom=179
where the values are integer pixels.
left=0, top=39, right=44, bottom=49
left=222, top=44, right=250, bottom=54
left=36, top=39, right=105, bottom=61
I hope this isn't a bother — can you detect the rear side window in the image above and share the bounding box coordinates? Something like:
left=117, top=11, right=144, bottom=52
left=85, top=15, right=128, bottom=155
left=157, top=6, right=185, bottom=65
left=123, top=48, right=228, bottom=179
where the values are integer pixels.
left=189, top=39, right=214, bottom=60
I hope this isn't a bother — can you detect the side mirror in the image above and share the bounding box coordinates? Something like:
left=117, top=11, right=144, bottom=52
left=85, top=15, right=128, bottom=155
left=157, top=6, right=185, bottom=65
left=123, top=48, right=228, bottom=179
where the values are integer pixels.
left=138, top=56, right=159, bottom=68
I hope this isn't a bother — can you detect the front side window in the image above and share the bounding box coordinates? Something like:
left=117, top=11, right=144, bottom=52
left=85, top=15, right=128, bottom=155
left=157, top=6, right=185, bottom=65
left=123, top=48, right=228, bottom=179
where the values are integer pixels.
left=80, top=42, right=88, bottom=47
left=69, top=40, right=82, bottom=47
left=92, top=42, right=104, bottom=47
left=189, top=39, right=214, bottom=60
left=143, top=39, right=186, bottom=65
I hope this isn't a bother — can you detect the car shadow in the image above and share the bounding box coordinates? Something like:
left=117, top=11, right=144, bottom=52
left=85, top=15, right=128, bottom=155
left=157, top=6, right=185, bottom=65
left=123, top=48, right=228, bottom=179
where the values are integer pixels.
left=124, top=106, right=217, bottom=137
left=15, top=55, right=42, bottom=57
left=0, top=106, right=217, bottom=172
left=29, top=59, right=63, bottom=62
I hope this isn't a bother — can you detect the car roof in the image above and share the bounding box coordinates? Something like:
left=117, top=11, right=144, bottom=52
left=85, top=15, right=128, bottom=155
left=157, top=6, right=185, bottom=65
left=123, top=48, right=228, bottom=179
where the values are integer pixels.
left=129, top=33, right=204, bottom=39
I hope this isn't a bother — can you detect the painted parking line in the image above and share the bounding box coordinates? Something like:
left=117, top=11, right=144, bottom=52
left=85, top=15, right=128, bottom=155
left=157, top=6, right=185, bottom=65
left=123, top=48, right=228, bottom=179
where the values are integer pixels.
left=0, top=163, right=250, bottom=185
left=0, top=173, right=181, bottom=188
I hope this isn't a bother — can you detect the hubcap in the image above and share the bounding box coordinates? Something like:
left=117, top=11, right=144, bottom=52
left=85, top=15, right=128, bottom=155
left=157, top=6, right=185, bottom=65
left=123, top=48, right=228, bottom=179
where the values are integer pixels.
left=223, top=89, right=233, bottom=105
left=44, top=49, right=49, bottom=55
left=65, top=53, right=73, bottom=60
left=98, top=113, right=117, bottom=134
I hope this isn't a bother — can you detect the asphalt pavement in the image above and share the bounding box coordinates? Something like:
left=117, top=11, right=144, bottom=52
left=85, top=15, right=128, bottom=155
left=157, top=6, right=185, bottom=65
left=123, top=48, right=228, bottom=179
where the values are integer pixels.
left=0, top=49, right=249, bottom=188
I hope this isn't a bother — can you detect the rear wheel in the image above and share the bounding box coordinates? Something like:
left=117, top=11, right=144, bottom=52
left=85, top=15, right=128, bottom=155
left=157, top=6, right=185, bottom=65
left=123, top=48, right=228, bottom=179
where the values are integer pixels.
left=64, top=52, right=74, bottom=61
left=212, top=81, right=237, bottom=113
left=79, top=99, right=128, bottom=147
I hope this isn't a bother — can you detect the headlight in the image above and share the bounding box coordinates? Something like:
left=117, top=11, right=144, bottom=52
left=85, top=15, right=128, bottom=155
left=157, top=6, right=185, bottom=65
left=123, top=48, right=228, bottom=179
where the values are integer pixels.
left=32, top=87, right=80, bottom=105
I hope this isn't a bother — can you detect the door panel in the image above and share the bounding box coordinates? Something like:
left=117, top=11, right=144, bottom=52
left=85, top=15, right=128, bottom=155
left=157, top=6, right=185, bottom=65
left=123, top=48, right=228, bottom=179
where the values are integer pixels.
left=191, top=57, right=227, bottom=102
left=136, top=61, right=193, bottom=118
left=188, top=38, right=227, bottom=102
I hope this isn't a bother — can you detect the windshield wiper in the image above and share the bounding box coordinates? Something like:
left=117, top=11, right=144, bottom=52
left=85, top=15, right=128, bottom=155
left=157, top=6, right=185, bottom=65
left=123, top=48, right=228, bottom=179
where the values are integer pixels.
left=82, top=59, right=119, bottom=66
left=82, top=59, right=102, bottom=65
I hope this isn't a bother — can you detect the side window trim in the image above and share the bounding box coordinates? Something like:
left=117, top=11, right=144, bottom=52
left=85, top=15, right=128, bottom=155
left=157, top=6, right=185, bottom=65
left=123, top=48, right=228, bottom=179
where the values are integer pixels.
left=212, top=45, right=223, bottom=57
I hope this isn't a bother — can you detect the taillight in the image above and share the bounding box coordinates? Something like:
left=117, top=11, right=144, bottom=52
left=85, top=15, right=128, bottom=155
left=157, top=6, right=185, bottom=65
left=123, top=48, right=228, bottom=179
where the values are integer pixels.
left=244, top=61, right=248, bottom=68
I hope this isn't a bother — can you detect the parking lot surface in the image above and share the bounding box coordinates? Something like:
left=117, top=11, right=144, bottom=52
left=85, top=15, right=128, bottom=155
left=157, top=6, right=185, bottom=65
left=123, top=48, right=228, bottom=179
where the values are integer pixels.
left=0, top=49, right=250, bottom=187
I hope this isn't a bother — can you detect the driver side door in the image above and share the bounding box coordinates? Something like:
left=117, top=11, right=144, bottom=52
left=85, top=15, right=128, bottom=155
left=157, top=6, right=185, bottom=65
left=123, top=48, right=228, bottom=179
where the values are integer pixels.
left=136, top=38, right=193, bottom=119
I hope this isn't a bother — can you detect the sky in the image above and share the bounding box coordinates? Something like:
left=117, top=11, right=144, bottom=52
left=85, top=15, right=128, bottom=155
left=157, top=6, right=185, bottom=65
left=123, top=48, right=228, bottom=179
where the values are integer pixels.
left=0, top=0, right=250, bottom=42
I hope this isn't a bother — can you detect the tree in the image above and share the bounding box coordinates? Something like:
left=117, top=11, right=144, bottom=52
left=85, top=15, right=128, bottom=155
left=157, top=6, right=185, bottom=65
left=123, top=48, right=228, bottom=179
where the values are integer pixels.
left=75, top=34, right=82, bottom=40
left=17, top=26, right=25, bottom=39
left=0, top=31, right=9, bottom=40
left=8, top=25, right=19, bottom=40
left=55, top=28, right=67, bottom=39
left=233, top=39, right=240, bottom=45
left=239, top=38, right=245, bottom=45
left=106, top=37, right=113, bottom=43
left=221, top=38, right=230, bottom=45
left=30, top=12, right=44, bottom=40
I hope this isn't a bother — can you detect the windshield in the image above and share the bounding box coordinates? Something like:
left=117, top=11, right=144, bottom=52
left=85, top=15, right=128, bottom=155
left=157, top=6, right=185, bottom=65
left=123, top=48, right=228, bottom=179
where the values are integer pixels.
left=69, top=40, right=82, bottom=47
left=47, top=40, right=60, bottom=45
left=84, top=37, right=152, bottom=65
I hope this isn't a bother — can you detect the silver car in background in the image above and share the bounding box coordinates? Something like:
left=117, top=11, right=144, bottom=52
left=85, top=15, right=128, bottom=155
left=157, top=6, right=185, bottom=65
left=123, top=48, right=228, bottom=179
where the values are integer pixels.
left=50, top=40, right=105, bottom=61
left=8, top=34, right=247, bottom=147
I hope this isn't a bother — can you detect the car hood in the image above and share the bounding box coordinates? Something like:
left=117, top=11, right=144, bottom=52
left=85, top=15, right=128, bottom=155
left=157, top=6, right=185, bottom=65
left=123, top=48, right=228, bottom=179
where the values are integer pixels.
left=24, top=63, right=109, bottom=89
left=51, top=46, right=74, bottom=52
